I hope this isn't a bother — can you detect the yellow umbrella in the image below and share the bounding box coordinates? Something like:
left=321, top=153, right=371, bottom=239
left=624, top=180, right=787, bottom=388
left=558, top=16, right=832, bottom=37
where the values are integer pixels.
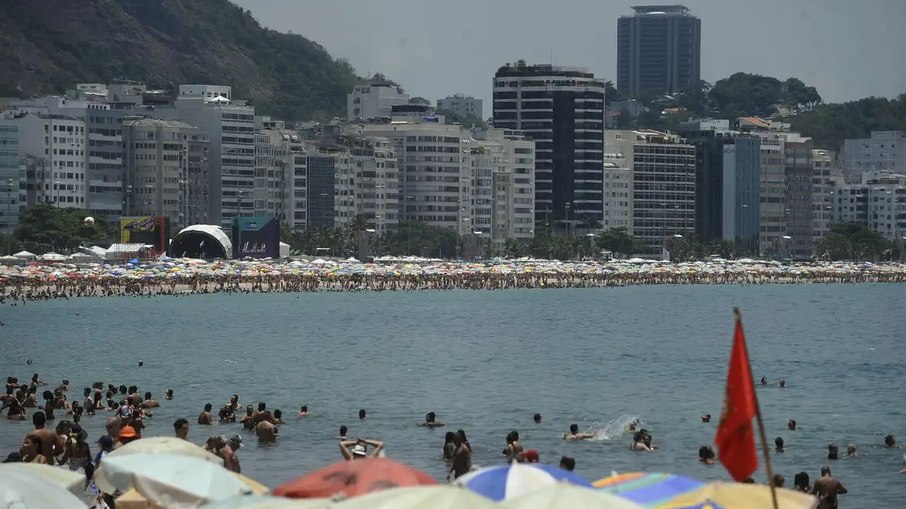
left=655, top=482, right=816, bottom=509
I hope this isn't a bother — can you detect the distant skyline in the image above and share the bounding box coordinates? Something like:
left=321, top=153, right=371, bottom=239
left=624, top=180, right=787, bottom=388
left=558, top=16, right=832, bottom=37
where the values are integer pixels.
left=233, top=0, right=906, bottom=117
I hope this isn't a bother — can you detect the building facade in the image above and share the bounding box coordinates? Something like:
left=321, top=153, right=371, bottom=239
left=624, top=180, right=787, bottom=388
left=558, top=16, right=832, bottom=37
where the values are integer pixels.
left=603, top=149, right=633, bottom=232
left=834, top=172, right=906, bottom=242
left=607, top=130, right=696, bottom=253
left=0, top=121, right=20, bottom=236
left=617, top=5, right=701, bottom=96
left=843, top=130, right=906, bottom=183
left=721, top=137, right=761, bottom=254
left=364, top=121, right=473, bottom=234
left=437, top=94, right=484, bottom=120
left=471, top=128, right=536, bottom=244
left=159, top=85, right=256, bottom=228
left=493, top=63, right=605, bottom=233
left=12, top=113, right=88, bottom=209
left=347, top=78, right=409, bottom=122
left=811, top=149, right=843, bottom=244
left=122, top=117, right=199, bottom=226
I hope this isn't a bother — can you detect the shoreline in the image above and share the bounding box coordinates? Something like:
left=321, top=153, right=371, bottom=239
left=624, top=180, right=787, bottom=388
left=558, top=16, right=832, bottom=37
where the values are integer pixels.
left=3, top=257, right=906, bottom=301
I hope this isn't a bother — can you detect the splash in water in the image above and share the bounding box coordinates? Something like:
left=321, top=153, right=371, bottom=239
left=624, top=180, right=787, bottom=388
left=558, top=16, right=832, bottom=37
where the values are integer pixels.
left=584, top=414, right=642, bottom=441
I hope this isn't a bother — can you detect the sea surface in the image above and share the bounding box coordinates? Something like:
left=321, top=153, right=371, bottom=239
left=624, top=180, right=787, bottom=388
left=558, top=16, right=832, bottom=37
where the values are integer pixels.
left=1, top=284, right=903, bottom=508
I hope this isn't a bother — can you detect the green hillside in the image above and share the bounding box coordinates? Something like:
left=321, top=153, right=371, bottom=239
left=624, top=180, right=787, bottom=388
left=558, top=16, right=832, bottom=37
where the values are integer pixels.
left=0, top=0, right=361, bottom=120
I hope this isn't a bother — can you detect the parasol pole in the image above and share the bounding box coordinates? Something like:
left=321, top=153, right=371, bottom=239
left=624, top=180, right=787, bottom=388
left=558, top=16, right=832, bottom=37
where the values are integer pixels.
left=735, top=307, right=779, bottom=509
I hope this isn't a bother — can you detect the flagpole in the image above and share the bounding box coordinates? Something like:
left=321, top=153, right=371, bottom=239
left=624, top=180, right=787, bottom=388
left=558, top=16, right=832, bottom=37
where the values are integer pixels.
left=734, top=307, right=779, bottom=509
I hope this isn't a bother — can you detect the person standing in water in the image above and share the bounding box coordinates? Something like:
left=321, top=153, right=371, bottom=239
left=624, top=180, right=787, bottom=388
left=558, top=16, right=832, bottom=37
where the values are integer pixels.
left=812, top=466, right=847, bottom=509
left=563, top=423, right=596, bottom=440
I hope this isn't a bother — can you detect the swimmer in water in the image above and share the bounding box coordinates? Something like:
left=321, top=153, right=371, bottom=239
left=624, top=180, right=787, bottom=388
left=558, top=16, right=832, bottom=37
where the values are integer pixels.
left=760, top=376, right=768, bottom=385
left=775, top=436, right=785, bottom=453
left=698, top=445, right=715, bottom=464
left=563, top=423, right=596, bottom=440
left=701, top=414, right=711, bottom=423
left=417, top=412, right=445, bottom=428
left=779, top=377, right=786, bottom=388
left=338, top=425, right=348, bottom=440
left=298, top=405, right=309, bottom=417
left=358, top=409, right=366, bottom=420
left=533, top=413, right=542, bottom=424
left=630, top=432, right=652, bottom=452
left=884, top=434, right=896, bottom=448
left=827, top=443, right=839, bottom=460
left=846, top=444, right=857, bottom=457
left=340, top=438, right=383, bottom=460
left=788, top=419, right=797, bottom=431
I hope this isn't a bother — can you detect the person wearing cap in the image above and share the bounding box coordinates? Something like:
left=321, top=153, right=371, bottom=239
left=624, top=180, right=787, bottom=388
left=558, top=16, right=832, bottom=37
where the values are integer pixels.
left=340, top=438, right=383, bottom=460
left=523, top=449, right=540, bottom=463
left=118, top=425, right=139, bottom=445
left=222, top=435, right=242, bottom=473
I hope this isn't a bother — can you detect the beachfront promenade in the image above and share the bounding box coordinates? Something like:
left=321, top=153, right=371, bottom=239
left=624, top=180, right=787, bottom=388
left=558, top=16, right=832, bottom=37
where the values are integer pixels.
left=2, top=257, right=905, bottom=300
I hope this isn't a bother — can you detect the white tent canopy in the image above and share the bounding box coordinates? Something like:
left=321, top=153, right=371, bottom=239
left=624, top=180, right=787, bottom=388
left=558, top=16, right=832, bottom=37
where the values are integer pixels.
left=13, top=250, right=36, bottom=259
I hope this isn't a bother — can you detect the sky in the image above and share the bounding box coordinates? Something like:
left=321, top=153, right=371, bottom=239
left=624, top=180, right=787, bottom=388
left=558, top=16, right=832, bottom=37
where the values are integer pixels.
left=233, top=0, right=906, bottom=117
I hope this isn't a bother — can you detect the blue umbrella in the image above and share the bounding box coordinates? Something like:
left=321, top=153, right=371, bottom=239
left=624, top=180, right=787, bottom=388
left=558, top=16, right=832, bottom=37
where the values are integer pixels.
left=456, top=462, right=592, bottom=501
left=128, top=258, right=140, bottom=265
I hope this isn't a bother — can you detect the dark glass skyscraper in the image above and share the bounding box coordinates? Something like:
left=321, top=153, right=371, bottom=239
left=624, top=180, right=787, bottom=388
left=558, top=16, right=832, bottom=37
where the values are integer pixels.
left=493, top=63, right=605, bottom=232
left=617, top=5, right=701, bottom=97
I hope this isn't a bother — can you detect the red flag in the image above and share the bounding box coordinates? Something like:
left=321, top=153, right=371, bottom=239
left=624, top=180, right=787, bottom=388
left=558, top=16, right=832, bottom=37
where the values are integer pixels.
left=715, top=310, right=758, bottom=481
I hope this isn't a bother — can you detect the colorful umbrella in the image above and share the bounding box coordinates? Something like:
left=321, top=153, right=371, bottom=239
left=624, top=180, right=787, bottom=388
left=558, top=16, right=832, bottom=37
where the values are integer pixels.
left=333, top=485, right=496, bottom=509
left=455, top=462, right=592, bottom=501
left=273, top=458, right=437, bottom=499
left=594, top=472, right=704, bottom=508
left=654, top=482, right=817, bottom=509
left=500, top=483, right=645, bottom=509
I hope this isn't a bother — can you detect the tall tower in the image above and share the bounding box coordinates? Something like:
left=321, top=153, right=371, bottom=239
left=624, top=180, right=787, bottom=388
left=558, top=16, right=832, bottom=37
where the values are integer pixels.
left=493, top=63, right=605, bottom=233
left=617, top=5, right=701, bottom=97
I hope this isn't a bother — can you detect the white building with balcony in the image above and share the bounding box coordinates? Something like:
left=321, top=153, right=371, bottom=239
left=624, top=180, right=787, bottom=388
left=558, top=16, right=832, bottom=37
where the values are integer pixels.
left=843, top=130, right=906, bottom=183
left=347, top=78, right=409, bottom=122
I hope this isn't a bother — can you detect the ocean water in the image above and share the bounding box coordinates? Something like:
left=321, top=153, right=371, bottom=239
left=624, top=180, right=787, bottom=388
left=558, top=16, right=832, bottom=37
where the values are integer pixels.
left=1, top=284, right=903, bottom=508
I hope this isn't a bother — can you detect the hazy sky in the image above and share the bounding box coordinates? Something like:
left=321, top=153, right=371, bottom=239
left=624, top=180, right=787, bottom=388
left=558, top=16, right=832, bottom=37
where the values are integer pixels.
left=234, top=0, right=906, bottom=116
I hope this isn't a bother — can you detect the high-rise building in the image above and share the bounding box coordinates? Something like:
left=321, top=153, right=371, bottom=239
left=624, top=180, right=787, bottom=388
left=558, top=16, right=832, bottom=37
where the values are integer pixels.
left=364, top=121, right=473, bottom=234
left=471, top=129, right=536, bottom=244
left=677, top=119, right=761, bottom=253
left=834, top=172, right=906, bottom=242
left=811, top=149, right=843, bottom=244
left=158, top=85, right=256, bottom=228
left=843, top=130, right=906, bottom=183
left=437, top=94, right=484, bottom=120
left=0, top=121, right=20, bottom=236
left=606, top=130, right=696, bottom=253
left=347, top=77, right=409, bottom=122
left=493, top=62, right=605, bottom=233
left=603, top=149, right=633, bottom=232
left=341, top=134, right=400, bottom=235
left=11, top=113, right=88, bottom=209
left=617, top=5, right=701, bottom=97
left=122, top=117, right=201, bottom=227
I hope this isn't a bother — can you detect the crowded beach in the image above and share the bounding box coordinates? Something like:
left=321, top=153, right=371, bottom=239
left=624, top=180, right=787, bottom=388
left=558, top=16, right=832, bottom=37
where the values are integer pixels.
left=2, top=255, right=905, bottom=301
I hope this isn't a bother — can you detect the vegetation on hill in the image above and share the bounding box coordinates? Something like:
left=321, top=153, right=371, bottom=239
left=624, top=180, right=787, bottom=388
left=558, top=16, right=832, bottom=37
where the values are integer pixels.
left=0, top=0, right=363, bottom=120
left=790, top=94, right=906, bottom=153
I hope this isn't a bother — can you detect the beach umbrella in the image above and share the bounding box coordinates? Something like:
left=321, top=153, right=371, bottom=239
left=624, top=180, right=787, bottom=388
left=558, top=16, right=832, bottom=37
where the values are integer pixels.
left=653, top=482, right=817, bottom=509
left=274, top=458, right=437, bottom=499
left=594, top=472, right=703, bottom=508
left=107, top=436, right=224, bottom=464
left=0, top=468, right=88, bottom=509
left=95, top=453, right=253, bottom=509
left=0, top=463, right=87, bottom=496
left=333, top=485, right=496, bottom=509
left=500, top=483, right=644, bottom=509
left=119, top=473, right=269, bottom=509
left=455, top=462, right=592, bottom=501
left=200, top=495, right=332, bottom=509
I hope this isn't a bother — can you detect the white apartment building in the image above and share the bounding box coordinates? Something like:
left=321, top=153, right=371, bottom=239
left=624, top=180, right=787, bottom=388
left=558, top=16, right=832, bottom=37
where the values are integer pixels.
left=606, top=130, right=695, bottom=253
left=437, top=94, right=484, bottom=120
left=603, top=150, right=633, bottom=232
left=364, top=121, right=473, bottom=234
left=159, top=85, right=256, bottom=228
left=12, top=113, right=88, bottom=208
left=811, top=149, right=843, bottom=243
left=843, top=130, right=906, bottom=183
left=834, top=172, right=906, bottom=242
left=339, top=134, right=400, bottom=235
left=470, top=129, right=535, bottom=244
left=347, top=79, right=409, bottom=122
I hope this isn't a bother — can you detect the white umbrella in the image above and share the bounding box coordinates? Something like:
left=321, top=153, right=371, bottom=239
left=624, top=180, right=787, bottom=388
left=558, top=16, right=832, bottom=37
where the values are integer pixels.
left=13, top=250, right=36, bottom=258
left=333, top=485, right=497, bottom=509
left=499, top=483, right=644, bottom=509
left=95, top=453, right=253, bottom=509
left=0, top=468, right=88, bottom=508
left=200, top=495, right=332, bottom=509
left=1, top=463, right=86, bottom=496
left=107, top=436, right=223, bottom=465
